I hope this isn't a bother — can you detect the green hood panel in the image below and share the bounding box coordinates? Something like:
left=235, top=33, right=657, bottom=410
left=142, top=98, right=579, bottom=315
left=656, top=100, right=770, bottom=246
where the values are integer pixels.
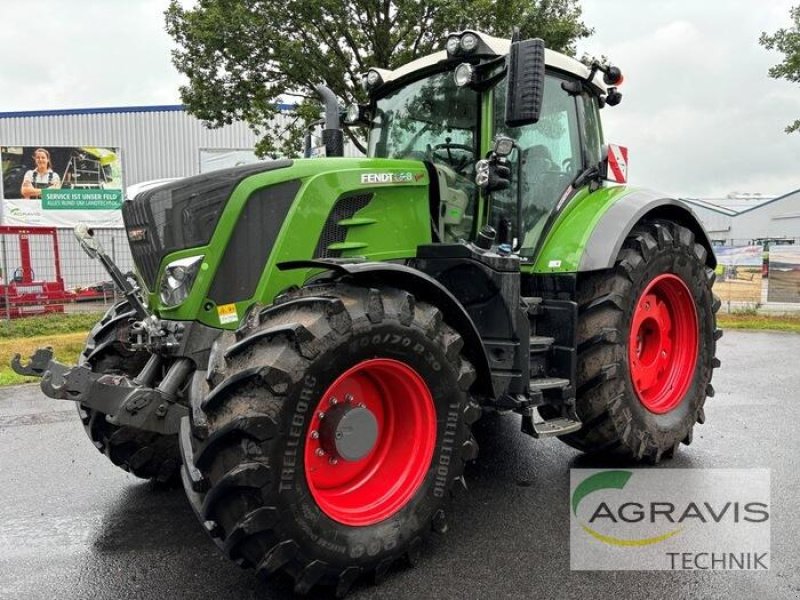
left=152, top=158, right=432, bottom=328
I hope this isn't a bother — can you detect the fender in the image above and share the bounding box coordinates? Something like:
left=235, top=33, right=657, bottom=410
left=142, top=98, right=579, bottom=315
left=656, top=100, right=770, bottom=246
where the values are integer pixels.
left=532, top=187, right=716, bottom=274
left=279, top=260, right=494, bottom=398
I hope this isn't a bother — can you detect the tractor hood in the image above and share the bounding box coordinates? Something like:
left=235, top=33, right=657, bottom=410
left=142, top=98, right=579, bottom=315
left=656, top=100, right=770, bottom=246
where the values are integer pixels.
left=123, top=160, right=293, bottom=289
left=123, top=157, right=434, bottom=327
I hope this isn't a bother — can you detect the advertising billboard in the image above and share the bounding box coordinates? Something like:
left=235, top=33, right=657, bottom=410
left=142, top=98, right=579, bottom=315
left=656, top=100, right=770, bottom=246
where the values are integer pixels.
left=1, top=145, right=124, bottom=227
left=767, top=245, right=800, bottom=303
left=714, top=245, right=762, bottom=267
left=712, top=245, right=763, bottom=305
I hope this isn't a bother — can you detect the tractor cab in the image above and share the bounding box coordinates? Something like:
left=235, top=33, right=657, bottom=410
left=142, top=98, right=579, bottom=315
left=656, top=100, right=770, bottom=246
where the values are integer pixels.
left=352, top=30, right=620, bottom=255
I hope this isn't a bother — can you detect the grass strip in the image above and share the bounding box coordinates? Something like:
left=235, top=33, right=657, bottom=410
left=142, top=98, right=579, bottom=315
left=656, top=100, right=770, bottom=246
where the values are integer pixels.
left=0, top=312, right=103, bottom=339
left=717, top=313, right=800, bottom=332
left=0, top=332, right=86, bottom=386
left=0, top=311, right=797, bottom=388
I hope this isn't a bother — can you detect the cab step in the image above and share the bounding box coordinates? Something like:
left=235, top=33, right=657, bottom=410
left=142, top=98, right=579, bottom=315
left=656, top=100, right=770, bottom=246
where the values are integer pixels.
left=529, top=376, right=570, bottom=392
left=520, top=406, right=582, bottom=438
left=529, top=335, right=555, bottom=352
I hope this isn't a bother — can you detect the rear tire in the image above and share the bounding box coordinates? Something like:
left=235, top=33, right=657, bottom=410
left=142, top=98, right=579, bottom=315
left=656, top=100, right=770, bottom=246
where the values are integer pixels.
left=78, top=301, right=181, bottom=483
left=183, top=282, right=479, bottom=595
left=555, top=220, right=721, bottom=462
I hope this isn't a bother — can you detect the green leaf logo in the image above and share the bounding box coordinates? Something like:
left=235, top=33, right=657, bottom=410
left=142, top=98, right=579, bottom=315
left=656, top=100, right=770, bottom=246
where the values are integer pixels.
left=572, top=470, right=682, bottom=547
left=572, top=470, right=633, bottom=516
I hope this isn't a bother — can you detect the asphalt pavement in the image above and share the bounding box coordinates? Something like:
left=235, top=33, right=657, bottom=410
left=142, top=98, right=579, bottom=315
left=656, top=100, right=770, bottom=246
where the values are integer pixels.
left=0, top=330, right=798, bottom=599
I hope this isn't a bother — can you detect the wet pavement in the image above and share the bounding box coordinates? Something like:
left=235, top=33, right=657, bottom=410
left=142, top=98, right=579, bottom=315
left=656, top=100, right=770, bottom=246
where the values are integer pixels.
left=0, top=330, right=798, bottom=599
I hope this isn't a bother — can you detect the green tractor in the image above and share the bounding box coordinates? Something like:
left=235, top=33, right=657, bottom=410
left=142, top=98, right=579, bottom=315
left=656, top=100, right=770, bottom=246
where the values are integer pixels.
left=14, top=30, right=720, bottom=596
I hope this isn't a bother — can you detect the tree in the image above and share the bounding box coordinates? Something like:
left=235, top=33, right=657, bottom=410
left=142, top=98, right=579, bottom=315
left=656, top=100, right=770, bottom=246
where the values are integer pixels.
left=760, top=5, right=800, bottom=133
left=165, top=0, right=593, bottom=156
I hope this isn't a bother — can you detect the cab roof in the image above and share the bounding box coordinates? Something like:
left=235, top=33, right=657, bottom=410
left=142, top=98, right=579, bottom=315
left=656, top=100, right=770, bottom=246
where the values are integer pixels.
left=368, top=30, right=609, bottom=96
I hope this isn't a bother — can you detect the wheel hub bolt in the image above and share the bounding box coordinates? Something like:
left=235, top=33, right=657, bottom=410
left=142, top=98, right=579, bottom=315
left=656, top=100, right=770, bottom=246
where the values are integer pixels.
left=329, top=397, right=338, bottom=406
left=310, top=430, right=319, bottom=439
left=318, top=411, right=325, bottom=419
left=344, top=393, right=353, bottom=403
left=328, top=457, right=338, bottom=465
left=315, top=448, right=325, bottom=457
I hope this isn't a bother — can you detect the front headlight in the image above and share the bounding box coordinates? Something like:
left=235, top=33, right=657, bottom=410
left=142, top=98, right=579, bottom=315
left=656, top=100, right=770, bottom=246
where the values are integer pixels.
left=460, top=32, right=479, bottom=53
left=454, top=62, right=474, bottom=87
left=159, top=255, right=204, bottom=307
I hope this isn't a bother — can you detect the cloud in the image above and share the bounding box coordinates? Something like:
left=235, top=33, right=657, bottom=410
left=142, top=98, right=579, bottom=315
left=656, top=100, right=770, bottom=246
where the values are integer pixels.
left=0, top=0, right=184, bottom=111
left=0, top=0, right=798, bottom=198
left=580, top=0, right=800, bottom=197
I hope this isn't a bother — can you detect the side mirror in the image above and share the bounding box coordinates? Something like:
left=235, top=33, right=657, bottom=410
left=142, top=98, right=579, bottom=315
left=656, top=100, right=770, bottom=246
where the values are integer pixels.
left=505, top=37, right=546, bottom=127
left=74, top=223, right=102, bottom=259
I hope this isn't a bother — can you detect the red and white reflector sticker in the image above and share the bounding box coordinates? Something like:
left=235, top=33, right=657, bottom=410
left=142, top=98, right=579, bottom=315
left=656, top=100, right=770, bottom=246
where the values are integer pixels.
left=605, top=144, right=628, bottom=183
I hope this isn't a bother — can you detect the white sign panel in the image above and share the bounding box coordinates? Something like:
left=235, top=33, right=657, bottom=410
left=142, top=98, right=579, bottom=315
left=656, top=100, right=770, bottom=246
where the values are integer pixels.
left=1, top=145, right=124, bottom=227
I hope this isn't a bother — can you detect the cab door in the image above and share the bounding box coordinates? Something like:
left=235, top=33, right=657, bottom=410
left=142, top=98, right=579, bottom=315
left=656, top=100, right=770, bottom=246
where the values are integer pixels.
left=489, top=72, right=598, bottom=257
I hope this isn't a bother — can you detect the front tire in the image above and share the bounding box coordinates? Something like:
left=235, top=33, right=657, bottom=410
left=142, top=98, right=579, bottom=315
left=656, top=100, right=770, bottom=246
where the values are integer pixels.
left=184, top=283, right=479, bottom=595
left=78, top=301, right=182, bottom=483
left=557, top=220, right=721, bottom=462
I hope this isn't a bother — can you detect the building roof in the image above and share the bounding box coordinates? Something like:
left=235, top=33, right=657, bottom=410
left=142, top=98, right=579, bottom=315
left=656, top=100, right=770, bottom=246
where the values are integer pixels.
left=0, top=103, right=295, bottom=120
left=682, top=189, right=800, bottom=216
left=681, top=198, right=738, bottom=217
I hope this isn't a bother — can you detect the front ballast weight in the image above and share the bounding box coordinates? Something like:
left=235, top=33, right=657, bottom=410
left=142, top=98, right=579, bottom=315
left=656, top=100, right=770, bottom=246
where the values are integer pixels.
left=12, top=347, right=191, bottom=436
left=11, top=225, right=193, bottom=435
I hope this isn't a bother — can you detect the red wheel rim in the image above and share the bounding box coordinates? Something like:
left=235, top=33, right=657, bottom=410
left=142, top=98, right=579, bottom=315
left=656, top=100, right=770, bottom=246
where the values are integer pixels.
left=628, top=274, right=699, bottom=414
left=303, top=358, right=437, bottom=526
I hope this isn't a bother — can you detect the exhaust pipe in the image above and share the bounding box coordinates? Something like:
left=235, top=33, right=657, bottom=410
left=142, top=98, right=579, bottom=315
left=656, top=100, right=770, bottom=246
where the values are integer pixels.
left=314, top=84, right=344, bottom=157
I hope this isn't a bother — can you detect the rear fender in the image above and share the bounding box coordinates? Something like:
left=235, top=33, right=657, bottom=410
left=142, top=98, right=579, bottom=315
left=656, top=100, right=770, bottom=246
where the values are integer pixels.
left=579, top=190, right=716, bottom=271
left=532, top=187, right=716, bottom=274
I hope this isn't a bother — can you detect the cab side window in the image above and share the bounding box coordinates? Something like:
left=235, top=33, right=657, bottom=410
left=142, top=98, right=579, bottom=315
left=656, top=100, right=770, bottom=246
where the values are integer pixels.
left=581, top=92, right=603, bottom=167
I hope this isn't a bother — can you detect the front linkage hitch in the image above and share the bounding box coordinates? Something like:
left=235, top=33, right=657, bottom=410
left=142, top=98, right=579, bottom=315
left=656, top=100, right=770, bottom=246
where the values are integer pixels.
left=11, top=225, right=190, bottom=435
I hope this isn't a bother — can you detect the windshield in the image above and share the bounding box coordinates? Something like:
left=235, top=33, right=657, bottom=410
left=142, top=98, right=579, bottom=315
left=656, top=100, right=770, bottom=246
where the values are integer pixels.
left=368, top=71, right=480, bottom=241
left=368, top=71, right=479, bottom=160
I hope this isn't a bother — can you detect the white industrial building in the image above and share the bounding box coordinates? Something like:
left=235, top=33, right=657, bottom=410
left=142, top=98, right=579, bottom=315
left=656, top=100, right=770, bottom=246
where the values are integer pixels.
left=684, top=191, right=800, bottom=308
left=0, top=104, right=285, bottom=187
left=683, top=190, right=800, bottom=247
left=0, top=104, right=355, bottom=290
left=0, top=104, right=362, bottom=187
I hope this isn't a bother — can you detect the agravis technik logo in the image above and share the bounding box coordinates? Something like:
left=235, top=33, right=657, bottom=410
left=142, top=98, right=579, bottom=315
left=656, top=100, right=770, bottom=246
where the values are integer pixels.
left=570, top=469, right=770, bottom=571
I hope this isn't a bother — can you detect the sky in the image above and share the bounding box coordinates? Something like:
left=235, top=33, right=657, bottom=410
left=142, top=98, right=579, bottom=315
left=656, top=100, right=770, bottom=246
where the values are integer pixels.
left=0, top=0, right=798, bottom=198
